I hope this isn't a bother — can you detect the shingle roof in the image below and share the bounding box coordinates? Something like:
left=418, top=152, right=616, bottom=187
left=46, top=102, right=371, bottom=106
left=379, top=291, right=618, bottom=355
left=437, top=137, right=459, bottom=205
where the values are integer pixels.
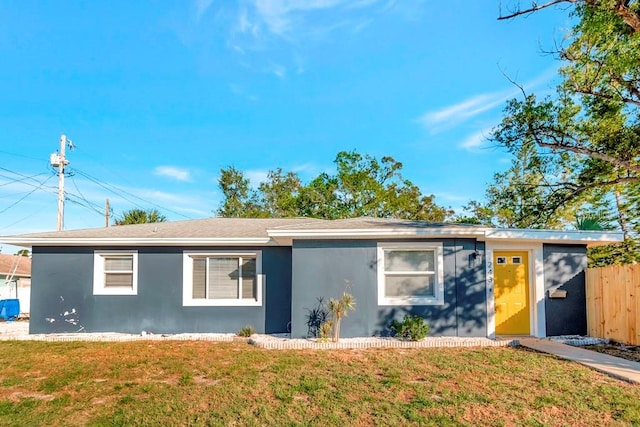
left=0, top=254, right=31, bottom=277
left=0, top=216, right=624, bottom=247
left=270, top=217, right=485, bottom=231
left=3, top=217, right=325, bottom=240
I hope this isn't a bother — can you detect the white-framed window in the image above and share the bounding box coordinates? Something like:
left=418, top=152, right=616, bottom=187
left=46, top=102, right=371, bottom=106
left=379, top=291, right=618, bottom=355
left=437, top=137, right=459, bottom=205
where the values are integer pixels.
left=182, top=251, right=263, bottom=306
left=377, top=242, right=444, bottom=306
left=93, top=251, right=138, bottom=296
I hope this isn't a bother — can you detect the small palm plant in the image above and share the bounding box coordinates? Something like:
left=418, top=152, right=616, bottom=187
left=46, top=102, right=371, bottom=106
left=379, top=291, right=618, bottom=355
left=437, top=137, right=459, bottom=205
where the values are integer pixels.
left=575, top=215, right=605, bottom=231
left=327, top=281, right=356, bottom=342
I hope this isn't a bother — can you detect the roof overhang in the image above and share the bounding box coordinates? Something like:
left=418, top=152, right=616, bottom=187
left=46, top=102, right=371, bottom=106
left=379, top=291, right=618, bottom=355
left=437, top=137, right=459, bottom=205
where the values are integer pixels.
left=267, top=228, right=486, bottom=245
left=484, top=229, right=624, bottom=247
left=267, top=227, right=624, bottom=247
left=1, top=227, right=624, bottom=248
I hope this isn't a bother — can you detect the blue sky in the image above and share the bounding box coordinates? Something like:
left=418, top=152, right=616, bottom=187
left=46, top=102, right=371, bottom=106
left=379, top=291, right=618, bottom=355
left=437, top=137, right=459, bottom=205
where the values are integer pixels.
left=0, top=0, right=570, bottom=251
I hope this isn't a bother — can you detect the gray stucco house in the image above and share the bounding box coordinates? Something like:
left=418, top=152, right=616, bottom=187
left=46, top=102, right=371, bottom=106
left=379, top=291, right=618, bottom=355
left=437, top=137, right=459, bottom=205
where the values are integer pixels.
left=0, top=217, right=623, bottom=338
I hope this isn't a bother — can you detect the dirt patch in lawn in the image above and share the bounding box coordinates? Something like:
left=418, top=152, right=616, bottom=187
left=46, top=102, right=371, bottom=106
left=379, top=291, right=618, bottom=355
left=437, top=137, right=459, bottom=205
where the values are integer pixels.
left=583, top=342, right=640, bottom=362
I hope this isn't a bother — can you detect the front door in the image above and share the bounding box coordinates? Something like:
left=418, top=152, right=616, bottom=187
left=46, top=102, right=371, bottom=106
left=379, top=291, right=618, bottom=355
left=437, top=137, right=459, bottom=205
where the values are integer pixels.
left=494, top=251, right=530, bottom=335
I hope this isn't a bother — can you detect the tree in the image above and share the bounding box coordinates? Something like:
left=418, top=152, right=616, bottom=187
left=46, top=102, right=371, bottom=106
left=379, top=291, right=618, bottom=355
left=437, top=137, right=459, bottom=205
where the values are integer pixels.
left=114, top=208, right=167, bottom=225
left=216, top=167, right=261, bottom=218
left=257, top=168, right=303, bottom=217
left=458, top=141, right=581, bottom=228
left=494, top=0, right=640, bottom=263
left=216, top=151, right=452, bottom=221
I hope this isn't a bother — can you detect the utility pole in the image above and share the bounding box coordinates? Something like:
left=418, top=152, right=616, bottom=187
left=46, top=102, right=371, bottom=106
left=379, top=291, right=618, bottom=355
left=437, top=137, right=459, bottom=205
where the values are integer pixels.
left=105, top=198, right=110, bottom=227
left=50, top=135, right=72, bottom=231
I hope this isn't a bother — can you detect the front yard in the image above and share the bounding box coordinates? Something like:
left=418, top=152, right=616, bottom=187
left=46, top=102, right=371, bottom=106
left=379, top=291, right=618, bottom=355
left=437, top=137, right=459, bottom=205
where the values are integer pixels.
left=0, top=341, right=639, bottom=426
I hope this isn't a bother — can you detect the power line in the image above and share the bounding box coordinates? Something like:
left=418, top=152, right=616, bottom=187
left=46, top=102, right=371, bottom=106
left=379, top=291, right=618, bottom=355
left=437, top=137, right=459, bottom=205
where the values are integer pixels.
left=65, top=194, right=104, bottom=216
left=0, top=149, right=43, bottom=162
left=0, top=166, right=51, bottom=185
left=73, top=170, right=151, bottom=212
left=0, top=174, right=55, bottom=215
left=0, top=209, right=44, bottom=232
left=0, top=171, right=49, bottom=188
left=73, top=168, right=193, bottom=220
left=69, top=174, right=104, bottom=214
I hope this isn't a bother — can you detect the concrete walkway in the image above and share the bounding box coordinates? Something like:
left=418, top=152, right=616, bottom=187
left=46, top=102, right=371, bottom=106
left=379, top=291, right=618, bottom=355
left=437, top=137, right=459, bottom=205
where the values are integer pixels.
left=520, top=338, right=640, bottom=384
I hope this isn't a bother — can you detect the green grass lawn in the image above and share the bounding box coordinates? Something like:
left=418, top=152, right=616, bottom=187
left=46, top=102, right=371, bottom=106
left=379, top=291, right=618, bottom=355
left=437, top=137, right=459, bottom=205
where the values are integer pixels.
left=0, top=341, right=638, bottom=426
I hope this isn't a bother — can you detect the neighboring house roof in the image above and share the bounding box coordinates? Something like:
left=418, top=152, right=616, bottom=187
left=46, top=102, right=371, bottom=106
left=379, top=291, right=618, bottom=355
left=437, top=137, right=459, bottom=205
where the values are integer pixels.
left=0, top=217, right=624, bottom=247
left=0, top=254, right=31, bottom=277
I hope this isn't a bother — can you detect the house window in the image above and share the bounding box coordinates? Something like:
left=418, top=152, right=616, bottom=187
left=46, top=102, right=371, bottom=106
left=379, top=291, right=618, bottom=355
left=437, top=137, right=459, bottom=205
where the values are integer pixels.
left=377, top=243, right=444, bottom=306
left=93, top=251, right=138, bottom=295
left=511, top=256, right=522, bottom=265
left=496, top=256, right=507, bottom=265
left=183, top=252, right=262, bottom=306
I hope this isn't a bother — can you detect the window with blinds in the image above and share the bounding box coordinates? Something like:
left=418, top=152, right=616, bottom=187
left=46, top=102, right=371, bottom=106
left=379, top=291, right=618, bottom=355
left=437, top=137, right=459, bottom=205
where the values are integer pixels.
left=93, top=251, right=138, bottom=295
left=190, top=255, right=257, bottom=302
left=104, top=256, right=134, bottom=288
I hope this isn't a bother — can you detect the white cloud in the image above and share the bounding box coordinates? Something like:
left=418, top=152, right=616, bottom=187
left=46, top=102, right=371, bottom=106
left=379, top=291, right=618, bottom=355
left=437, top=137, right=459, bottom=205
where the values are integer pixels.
left=252, top=0, right=348, bottom=36
left=459, top=128, right=493, bottom=152
left=228, top=0, right=386, bottom=46
left=154, top=166, right=192, bottom=182
left=418, top=67, right=558, bottom=133
left=418, top=89, right=515, bottom=132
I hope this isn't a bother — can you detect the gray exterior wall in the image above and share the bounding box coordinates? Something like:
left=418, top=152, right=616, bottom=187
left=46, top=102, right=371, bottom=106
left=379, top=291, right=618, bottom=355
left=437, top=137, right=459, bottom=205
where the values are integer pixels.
left=29, top=246, right=292, bottom=335
left=543, top=244, right=588, bottom=336
left=290, top=239, right=487, bottom=338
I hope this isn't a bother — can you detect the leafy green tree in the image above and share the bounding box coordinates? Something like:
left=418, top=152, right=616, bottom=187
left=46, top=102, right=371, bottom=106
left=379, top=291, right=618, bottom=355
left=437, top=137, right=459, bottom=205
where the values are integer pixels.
left=257, top=168, right=302, bottom=217
left=495, top=0, right=640, bottom=264
left=114, top=208, right=167, bottom=225
left=216, top=167, right=262, bottom=218
left=458, top=141, right=580, bottom=228
left=216, top=151, right=452, bottom=221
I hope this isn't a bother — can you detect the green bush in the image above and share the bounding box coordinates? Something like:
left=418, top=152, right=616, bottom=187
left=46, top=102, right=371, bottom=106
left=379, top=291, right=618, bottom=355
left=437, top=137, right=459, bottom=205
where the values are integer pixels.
left=237, top=326, right=254, bottom=337
left=390, top=315, right=430, bottom=341
left=319, top=321, right=333, bottom=342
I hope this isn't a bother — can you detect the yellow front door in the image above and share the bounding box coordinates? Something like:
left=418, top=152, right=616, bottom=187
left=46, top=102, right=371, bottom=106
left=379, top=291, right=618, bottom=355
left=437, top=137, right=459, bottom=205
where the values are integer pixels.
left=494, top=251, right=530, bottom=335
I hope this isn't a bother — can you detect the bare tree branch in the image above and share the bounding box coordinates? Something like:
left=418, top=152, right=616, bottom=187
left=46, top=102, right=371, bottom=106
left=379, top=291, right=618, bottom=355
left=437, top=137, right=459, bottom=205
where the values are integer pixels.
left=533, top=136, right=640, bottom=172
left=498, top=0, right=575, bottom=20
left=573, top=87, right=640, bottom=106
left=500, top=0, right=640, bottom=33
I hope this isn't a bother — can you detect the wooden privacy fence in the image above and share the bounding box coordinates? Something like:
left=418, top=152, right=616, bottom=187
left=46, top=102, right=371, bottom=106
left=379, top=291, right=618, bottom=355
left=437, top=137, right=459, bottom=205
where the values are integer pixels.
left=586, top=265, right=640, bottom=345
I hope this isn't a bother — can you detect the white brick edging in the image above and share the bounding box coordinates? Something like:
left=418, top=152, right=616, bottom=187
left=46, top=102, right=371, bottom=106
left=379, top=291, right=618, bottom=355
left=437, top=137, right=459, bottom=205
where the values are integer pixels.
left=248, top=335, right=519, bottom=350
left=0, top=322, right=519, bottom=348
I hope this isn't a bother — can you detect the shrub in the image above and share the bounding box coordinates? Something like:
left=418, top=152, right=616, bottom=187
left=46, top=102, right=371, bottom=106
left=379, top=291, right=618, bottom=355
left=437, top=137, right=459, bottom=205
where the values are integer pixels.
left=305, top=297, right=329, bottom=338
left=319, top=321, right=333, bottom=342
left=237, top=325, right=255, bottom=337
left=390, top=315, right=430, bottom=341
